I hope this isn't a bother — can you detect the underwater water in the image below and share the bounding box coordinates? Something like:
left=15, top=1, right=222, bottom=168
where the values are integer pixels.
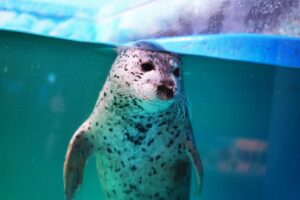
left=0, top=30, right=300, bottom=200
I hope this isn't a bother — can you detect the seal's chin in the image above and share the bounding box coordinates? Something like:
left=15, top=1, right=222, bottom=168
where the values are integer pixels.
left=157, top=85, right=174, bottom=101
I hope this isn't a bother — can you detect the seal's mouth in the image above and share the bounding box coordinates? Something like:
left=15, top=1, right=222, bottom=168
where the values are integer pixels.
left=157, top=85, right=174, bottom=100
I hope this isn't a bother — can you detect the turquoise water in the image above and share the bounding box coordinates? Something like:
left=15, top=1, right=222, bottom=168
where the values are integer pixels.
left=0, top=30, right=300, bottom=200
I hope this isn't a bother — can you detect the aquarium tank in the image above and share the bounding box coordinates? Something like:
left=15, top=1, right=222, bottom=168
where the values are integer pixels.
left=0, top=0, right=300, bottom=200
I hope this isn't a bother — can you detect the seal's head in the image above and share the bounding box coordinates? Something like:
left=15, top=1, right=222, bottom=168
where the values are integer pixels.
left=108, top=41, right=183, bottom=112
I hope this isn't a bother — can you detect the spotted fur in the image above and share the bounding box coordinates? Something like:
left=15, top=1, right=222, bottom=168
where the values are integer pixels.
left=64, top=42, right=203, bottom=200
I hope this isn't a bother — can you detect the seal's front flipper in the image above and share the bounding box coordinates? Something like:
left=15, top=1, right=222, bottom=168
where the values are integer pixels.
left=185, top=134, right=204, bottom=196
left=64, top=122, right=95, bottom=200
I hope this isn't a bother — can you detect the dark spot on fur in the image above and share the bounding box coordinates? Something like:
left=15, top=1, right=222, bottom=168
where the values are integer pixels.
left=130, top=165, right=137, bottom=171
left=107, top=148, right=112, bottom=153
left=155, top=155, right=161, bottom=160
left=174, top=131, right=180, bottom=139
left=125, top=132, right=141, bottom=146
left=166, top=139, right=174, bottom=147
left=150, top=167, right=157, bottom=175
left=138, top=177, right=142, bottom=184
left=135, top=123, right=147, bottom=133
left=121, top=161, right=125, bottom=167
left=159, top=121, right=167, bottom=126
left=147, top=138, right=154, bottom=146
left=129, top=184, right=137, bottom=190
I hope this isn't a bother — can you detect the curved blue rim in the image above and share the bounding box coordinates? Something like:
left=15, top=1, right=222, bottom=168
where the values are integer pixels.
left=139, top=34, right=300, bottom=68
left=1, top=29, right=300, bottom=68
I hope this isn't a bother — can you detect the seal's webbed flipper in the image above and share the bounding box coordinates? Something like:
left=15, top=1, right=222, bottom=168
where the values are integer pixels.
left=64, top=121, right=95, bottom=200
left=185, top=131, right=204, bottom=196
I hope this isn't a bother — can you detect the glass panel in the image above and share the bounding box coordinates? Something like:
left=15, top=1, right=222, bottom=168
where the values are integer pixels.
left=0, top=1, right=299, bottom=200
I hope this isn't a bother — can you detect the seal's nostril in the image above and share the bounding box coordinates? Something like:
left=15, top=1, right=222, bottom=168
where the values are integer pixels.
left=157, top=85, right=174, bottom=100
left=160, top=80, right=174, bottom=89
left=165, top=84, right=174, bottom=90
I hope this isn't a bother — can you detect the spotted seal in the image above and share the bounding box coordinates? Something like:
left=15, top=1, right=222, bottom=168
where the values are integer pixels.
left=63, top=42, right=203, bottom=200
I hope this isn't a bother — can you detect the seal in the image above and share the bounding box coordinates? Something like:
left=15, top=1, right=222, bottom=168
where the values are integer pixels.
left=63, top=42, right=203, bottom=200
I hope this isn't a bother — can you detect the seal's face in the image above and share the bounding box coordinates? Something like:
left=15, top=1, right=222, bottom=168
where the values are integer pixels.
left=133, top=50, right=181, bottom=101
left=109, top=44, right=183, bottom=112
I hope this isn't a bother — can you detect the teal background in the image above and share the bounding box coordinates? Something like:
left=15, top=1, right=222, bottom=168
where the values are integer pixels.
left=0, top=30, right=300, bottom=200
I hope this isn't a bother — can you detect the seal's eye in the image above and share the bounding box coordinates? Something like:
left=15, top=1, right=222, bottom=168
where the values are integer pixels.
left=173, top=68, right=180, bottom=78
left=141, top=62, right=155, bottom=72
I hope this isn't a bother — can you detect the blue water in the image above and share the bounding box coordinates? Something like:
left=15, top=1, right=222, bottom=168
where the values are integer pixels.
left=0, top=30, right=300, bottom=200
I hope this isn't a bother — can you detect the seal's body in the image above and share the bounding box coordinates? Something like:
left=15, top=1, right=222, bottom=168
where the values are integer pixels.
left=64, top=42, right=203, bottom=200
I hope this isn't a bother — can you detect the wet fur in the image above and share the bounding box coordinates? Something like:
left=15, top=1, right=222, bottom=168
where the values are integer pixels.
left=64, top=43, right=203, bottom=200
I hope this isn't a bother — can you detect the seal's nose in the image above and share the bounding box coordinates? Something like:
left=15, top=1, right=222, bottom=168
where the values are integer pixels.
left=157, top=80, right=174, bottom=100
